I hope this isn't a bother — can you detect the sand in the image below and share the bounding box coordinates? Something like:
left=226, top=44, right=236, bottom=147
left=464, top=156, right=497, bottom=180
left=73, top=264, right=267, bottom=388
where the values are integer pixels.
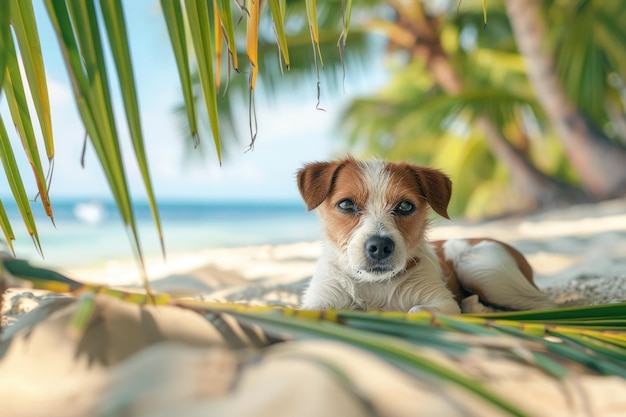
left=3, top=199, right=626, bottom=318
left=53, top=198, right=626, bottom=306
left=2, top=199, right=626, bottom=417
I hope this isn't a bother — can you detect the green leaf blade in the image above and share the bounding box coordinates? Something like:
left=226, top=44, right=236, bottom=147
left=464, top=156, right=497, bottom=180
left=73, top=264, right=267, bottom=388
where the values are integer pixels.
left=46, top=0, right=153, bottom=300
left=99, top=0, right=165, bottom=257
left=267, top=0, right=290, bottom=69
left=0, top=117, right=42, bottom=254
left=183, top=0, right=221, bottom=163
left=0, top=0, right=10, bottom=91
left=159, top=0, right=199, bottom=144
left=10, top=0, right=55, bottom=160
left=217, top=0, right=239, bottom=71
left=2, top=36, right=53, bottom=221
left=0, top=199, right=16, bottom=254
left=228, top=311, right=532, bottom=417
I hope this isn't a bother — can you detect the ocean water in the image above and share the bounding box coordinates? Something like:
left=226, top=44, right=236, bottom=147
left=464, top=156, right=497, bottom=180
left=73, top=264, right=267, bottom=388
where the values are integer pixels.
left=3, top=199, right=322, bottom=269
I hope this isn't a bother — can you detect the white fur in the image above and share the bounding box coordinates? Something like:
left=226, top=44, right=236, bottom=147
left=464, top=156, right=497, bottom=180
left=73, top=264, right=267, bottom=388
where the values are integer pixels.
left=442, top=239, right=556, bottom=310
left=301, top=241, right=461, bottom=314
left=340, top=160, right=408, bottom=282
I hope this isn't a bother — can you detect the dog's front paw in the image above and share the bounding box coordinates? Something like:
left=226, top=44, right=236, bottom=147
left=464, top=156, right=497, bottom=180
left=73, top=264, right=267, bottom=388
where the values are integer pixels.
left=300, top=303, right=327, bottom=310
left=408, top=305, right=434, bottom=314
left=461, top=294, right=495, bottom=313
left=408, top=302, right=461, bottom=315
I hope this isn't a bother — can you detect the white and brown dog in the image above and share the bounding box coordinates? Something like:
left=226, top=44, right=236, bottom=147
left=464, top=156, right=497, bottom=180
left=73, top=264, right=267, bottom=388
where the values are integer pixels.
left=297, top=157, right=556, bottom=314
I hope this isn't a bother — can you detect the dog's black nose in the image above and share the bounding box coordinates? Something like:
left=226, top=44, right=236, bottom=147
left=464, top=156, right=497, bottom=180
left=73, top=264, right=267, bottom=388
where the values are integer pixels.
left=364, top=236, right=395, bottom=261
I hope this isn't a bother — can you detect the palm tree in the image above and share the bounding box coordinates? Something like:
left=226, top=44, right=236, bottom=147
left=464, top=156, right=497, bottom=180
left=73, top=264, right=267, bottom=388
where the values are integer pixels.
left=341, top=1, right=589, bottom=217
left=337, top=0, right=626, bottom=216
left=504, top=0, right=626, bottom=198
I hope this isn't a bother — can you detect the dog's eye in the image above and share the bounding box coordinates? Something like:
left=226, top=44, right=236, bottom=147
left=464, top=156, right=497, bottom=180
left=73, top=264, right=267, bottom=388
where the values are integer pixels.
left=394, top=201, right=415, bottom=215
left=337, top=199, right=358, bottom=213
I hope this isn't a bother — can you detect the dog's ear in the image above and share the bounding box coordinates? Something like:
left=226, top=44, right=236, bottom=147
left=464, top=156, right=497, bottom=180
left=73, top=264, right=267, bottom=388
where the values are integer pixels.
left=407, top=165, right=452, bottom=219
left=297, top=161, right=344, bottom=210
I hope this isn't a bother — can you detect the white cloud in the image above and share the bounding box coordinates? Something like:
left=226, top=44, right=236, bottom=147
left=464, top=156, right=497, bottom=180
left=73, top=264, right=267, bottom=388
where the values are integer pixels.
left=47, top=77, right=72, bottom=106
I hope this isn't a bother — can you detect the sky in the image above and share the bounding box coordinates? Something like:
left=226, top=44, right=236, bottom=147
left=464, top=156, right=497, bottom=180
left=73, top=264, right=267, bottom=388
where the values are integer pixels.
left=0, top=1, right=388, bottom=204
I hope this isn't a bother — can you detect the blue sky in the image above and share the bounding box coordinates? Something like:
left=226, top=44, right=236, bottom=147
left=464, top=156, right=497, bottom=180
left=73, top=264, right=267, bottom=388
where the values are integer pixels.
left=1, top=1, right=388, bottom=203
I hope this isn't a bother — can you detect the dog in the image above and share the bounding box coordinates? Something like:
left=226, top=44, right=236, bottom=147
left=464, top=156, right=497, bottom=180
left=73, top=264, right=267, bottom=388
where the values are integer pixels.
left=297, top=157, right=556, bottom=314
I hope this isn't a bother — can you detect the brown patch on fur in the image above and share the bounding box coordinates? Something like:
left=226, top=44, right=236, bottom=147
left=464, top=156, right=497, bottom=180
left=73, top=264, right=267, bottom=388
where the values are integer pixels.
left=0, top=278, right=4, bottom=332
left=383, top=162, right=452, bottom=253
left=384, top=163, right=433, bottom=251
left=431, top=240, right=466, bottom=304
left=297, top=160, right=346, bottom=210
left=395, top=163, right=452, bottom=219
left=298, top=158, right=368, bottom=249
left=432, top=238, right=537, bottom=306
left=321, top=162, right=368, bottom=248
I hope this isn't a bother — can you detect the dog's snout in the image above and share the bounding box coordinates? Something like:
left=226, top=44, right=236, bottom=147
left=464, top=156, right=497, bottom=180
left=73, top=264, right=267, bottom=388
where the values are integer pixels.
left=365, top=236, right=395, bottom=261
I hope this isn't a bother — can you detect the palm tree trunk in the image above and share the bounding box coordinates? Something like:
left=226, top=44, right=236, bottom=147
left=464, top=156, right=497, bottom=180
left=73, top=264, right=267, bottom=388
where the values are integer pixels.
left=393, top=2, right=586, bottom=208
left=476, top=117, right=586, bottom=207
left=504, top=0, right=626, bottom=198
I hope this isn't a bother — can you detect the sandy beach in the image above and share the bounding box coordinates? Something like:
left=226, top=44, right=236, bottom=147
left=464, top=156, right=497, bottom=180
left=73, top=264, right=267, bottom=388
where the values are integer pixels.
left=2, top=199, right=626, bottom=417
left=30, top=198, right=624, bottom=310
left=3, top=198, right=625, bottom=326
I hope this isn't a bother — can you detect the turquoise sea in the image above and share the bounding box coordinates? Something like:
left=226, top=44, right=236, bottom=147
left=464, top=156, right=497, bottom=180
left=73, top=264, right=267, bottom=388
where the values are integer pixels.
left=3, top=199, right=322, bottom=270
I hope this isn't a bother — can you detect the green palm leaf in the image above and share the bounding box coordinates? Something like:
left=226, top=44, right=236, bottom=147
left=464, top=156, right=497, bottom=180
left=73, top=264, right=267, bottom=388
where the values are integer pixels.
left=0, top=0, right=9, bottom=94
left=227, top=310, right=531, bottom=417
left=2, top=36, right=53, bottom=221
left=0, top=118, right=42, bottom=254
left=98, top=0, right=165, bottom=258
left=546, top=0, right=626, bottom=135
left=44, top=0, right=151, bottom=298
left=0, top=0, right=360, bottom=284
left=183, top=0, right=222, bottom=163
left=268, top=0, right=291, bottom=70
left=216, top=0, right=239, bottom=72
left=0, top=199, right=15, bottom=254
left=160, top=0, right=200, bottom=148
left=9, top=0, right=55, bottom=162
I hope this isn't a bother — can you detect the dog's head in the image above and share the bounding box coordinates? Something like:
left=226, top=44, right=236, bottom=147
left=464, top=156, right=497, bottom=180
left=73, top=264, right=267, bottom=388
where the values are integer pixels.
left=297, top=157, right=452, bottom=282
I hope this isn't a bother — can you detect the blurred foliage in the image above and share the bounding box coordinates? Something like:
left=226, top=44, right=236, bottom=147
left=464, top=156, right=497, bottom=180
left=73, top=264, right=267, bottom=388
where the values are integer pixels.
left=179, top=0, right=381, bottom=160
left=336, top=0, right=626, bottom=218
left=0, top=0, right=370, bottom=280
left=184, top=0, right=626, bottom=219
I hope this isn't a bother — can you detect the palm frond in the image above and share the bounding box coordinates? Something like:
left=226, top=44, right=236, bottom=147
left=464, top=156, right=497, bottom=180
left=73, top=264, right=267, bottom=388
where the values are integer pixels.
left=44, top=0, right=155, bottom=298
left=99, top=0, right=165, bottom=258
left=183, top=0, right=222, bottom=163
left=9, top=0, right=54, bottom=162
left=160, top=0, right=200, bottom=148
left=2, top=37, right=53, bottom=222
left=1, top=1, right=361, bottom=292
left=546, top=0, right=626, bottom=135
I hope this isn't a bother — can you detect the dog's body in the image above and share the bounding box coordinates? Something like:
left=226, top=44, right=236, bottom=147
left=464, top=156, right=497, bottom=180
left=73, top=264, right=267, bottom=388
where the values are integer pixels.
left=297, top=157, right=555, bottom=314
